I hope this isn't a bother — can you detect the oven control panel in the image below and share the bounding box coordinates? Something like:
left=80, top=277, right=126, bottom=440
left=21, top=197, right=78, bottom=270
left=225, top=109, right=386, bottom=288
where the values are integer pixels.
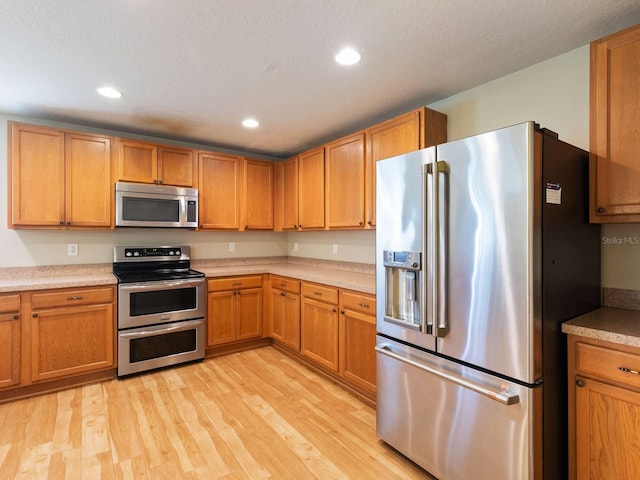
left=114, top=245, right=190, bottom=262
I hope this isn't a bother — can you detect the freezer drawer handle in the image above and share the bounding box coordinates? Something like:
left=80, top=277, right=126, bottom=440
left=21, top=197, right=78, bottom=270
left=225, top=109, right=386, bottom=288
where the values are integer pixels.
left=375, top=344, right=520, bottom=406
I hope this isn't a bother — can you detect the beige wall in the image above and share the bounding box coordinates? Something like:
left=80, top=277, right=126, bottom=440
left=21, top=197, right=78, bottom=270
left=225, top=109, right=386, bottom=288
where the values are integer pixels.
left=2, top=44, right=639, bottom=289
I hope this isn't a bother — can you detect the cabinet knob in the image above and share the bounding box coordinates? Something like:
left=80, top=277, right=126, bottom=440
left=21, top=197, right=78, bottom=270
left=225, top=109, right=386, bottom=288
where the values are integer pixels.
left=575, top=379, right=585, bottom=388
left=158, top=180, right=164, bottom=184
left=32, top=313, right=38, bottom=318
left=13, top=314, right=19, bottom=320
left=359, top=221, right=364, bottom=226
left=597, top=207, right=606, bottom=214
left=280, top=292, right=286, bottom=297
left=367, top=220, right=372, bottom=225
left=293, top=224, right=298, bottom=229
left=340, top=310, right=345, bottom=315
left=245, top=225, right=248, bottom=229
left=59, top=220, right=64, bottom=225
left=332, top=308, right=337, bottom=313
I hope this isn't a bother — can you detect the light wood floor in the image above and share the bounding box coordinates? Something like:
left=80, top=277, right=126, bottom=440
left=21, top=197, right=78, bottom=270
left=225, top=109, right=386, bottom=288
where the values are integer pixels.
left=0, top=347, right=430, bottom=479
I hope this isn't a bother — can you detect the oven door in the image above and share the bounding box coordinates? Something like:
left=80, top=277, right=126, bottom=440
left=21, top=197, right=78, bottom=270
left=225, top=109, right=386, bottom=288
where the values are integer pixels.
left=118, top=278, right=205, bottom=329
left=118, top=319, right=205, bottom=376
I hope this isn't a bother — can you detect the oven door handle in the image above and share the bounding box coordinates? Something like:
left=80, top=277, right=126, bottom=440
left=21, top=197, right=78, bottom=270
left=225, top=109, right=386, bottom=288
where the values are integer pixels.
left=118, top=279, right=204, bottom=291
left=119, top=319, right=204, bottom=338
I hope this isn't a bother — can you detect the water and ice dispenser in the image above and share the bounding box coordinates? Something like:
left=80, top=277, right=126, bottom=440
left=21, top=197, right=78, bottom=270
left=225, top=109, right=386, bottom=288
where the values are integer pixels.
left=383, top=250, right=422, bottom=330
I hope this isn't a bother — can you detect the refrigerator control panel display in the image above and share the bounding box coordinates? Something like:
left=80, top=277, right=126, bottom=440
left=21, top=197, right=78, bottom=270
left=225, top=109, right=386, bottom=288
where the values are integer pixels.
left=383, top=250, right=421, bottom=270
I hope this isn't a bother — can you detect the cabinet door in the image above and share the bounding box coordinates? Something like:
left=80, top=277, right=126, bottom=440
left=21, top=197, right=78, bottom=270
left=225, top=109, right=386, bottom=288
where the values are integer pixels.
left=280, top=157, right=299, bottom=230
left=117, top=140, right=158, bottom=184
left=0, top=312, right=21, bottom=389
left=236, top=288, right=262, bottom=340
left=65, top=133, right=112, bottom=227
left=199, top=152, right=243, bottom=229
left=590, top=25, right=640, bottom=222
left=298, top=147, right=325, bottom=229
left=366, top=110, right=422, bottom=227
left=575, top=376, right=640, bottom=479
left=31, top=303, right=114, bottom=382
left=270, top=289, right=286, bottom=342
left=207, top=291, right=236, bottom=346
left=158, top=146, right=195, bottom=187
left=340, top=308, right=376, bottom=393
left=245, top=159, right=273, bottom=230
left=301, top=297, right=339, bottom=371
left=10, top=123, right=65, bottom=226
left=325, top=133, right=365, bottom=228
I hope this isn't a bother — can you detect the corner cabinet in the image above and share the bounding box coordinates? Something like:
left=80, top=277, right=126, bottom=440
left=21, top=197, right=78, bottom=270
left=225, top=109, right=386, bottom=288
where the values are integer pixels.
left=9, top=122, right=113, bottom=229
left=590, top=24, right=640, bottom=222
left=568, top=335, right=640, bottom=479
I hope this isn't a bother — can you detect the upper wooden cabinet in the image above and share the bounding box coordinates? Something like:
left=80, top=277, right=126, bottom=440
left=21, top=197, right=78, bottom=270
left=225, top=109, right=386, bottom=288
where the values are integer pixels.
left=275, top=147, right=325, bottom=231
left=325, top=133, right=366, bottom=228
left=198, top=152, right=243, bottom=229
left=116, top=140, right=196, bottom=187
left=590, top=24, right=640, bottom=222
left=9, top=122, right=112, bottom=229
left=365, top=107, right=447, bottom=227
left=244, top=158, right=274, bottom=230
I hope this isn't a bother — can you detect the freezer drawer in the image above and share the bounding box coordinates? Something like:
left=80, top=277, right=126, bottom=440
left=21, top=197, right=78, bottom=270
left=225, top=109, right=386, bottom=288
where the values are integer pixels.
left=376, top=336, right=541, bottom=480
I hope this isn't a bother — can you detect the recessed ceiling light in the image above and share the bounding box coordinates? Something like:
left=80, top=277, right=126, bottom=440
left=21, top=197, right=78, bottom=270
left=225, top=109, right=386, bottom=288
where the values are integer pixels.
left=242, top=118, right=259, bottom=128
left=335, top=47, right=361, bottom=66
left=97, top=86, right=123, bottom=98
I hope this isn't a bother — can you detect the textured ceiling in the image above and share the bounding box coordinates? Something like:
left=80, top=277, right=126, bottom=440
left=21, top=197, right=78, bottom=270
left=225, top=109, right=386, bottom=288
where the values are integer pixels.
left=1, top=1, right=639, bottom=158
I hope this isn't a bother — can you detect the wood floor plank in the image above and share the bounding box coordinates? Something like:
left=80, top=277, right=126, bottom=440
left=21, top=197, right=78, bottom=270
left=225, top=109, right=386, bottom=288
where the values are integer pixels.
left=0, top=346, right=431, bottom=479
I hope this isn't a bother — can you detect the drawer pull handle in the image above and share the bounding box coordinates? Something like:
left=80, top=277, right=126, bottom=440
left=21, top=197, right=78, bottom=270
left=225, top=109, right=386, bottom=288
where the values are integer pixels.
left=280, top=283, right=287, bottom=287
left=67, top=296, right=84, bottom=301
left=358, top=302, right=369, bottom=308
left=314, top=291, right=322, bottom=296
left=232, top=282, right=242, bottom=286
left=618, top=366, right=640, bottom=375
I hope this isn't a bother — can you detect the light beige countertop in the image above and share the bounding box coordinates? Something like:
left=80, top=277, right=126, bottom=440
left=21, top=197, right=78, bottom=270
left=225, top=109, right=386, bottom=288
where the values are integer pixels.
left=562, top=307, right=640, bottom=348
left=0, top=258, right=376, bottom=295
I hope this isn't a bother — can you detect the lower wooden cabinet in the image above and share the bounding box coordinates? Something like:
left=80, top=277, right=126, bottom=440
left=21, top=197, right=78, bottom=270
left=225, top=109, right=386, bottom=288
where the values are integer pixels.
left=568, top=335, right=640, bottom=479
left=301, top=283, right=339, bottom=371
left=207, top=276, right=263, bottom=347
left=270, top=276, right=301, bottom=350
left=0, top=294, right=21, bottom=389
left=340, top=290, right=376, bottom=394
left=0, top=286, right=116, bottom=396
left=30, top=287, right=115, bottom=382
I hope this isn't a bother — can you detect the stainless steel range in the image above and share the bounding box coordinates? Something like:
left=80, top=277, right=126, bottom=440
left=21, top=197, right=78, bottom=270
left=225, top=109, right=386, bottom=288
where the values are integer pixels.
left=113, top=245, right=206, bottom=377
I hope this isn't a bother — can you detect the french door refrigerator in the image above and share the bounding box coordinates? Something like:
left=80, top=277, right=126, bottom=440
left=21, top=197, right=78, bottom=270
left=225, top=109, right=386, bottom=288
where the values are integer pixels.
left=375, top=122, right=600, bottom=480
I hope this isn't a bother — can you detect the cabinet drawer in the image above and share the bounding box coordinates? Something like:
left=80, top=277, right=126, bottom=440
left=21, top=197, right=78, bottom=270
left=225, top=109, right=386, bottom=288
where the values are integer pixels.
left=271, top=276, right=300, bottom=294
left=31, top=287, right=114, bottom=310
left=208, top=275, right=262, bottom=292
left=341, top=290, right=376, bottom=316
left=576, top=341, right=640, bottom=388
left=0, top=294, right=20, bottom=314
left=302, top=282, right=338, bottom=304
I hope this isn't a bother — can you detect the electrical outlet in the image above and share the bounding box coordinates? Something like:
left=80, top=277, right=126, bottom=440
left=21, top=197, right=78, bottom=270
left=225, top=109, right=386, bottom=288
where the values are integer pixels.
left=332, top=243, right=338, bottom=254
left=67, top=243, right=78, bottom=256
left=228, top=242, right=235, bottom=252
left=293, top=242, right=298, bottom=252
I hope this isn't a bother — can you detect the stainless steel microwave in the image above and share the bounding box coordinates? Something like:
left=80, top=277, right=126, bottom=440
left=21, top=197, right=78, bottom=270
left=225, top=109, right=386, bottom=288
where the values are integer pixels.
left=115, top=182, right=198, bottom=228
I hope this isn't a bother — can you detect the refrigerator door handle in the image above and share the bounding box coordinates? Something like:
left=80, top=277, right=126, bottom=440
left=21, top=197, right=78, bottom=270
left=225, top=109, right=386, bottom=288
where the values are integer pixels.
left=427, top=160, right=449, bottom=337
left=375, top=344, right=520, bottom=406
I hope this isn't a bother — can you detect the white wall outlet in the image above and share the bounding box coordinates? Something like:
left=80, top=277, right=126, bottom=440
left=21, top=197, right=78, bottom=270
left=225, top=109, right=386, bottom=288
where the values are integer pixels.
left=293, top=242, right=299, bottom=252
left=228, top=242, right=235, bottom=252
left=332, top=243, right=338, bottom=254
left=67, top=243, right=78, bottom=256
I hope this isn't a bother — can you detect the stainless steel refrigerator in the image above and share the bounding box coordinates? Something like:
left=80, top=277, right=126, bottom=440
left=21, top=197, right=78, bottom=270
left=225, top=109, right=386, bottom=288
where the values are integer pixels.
left=375, top=122, right=600, bottom=480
